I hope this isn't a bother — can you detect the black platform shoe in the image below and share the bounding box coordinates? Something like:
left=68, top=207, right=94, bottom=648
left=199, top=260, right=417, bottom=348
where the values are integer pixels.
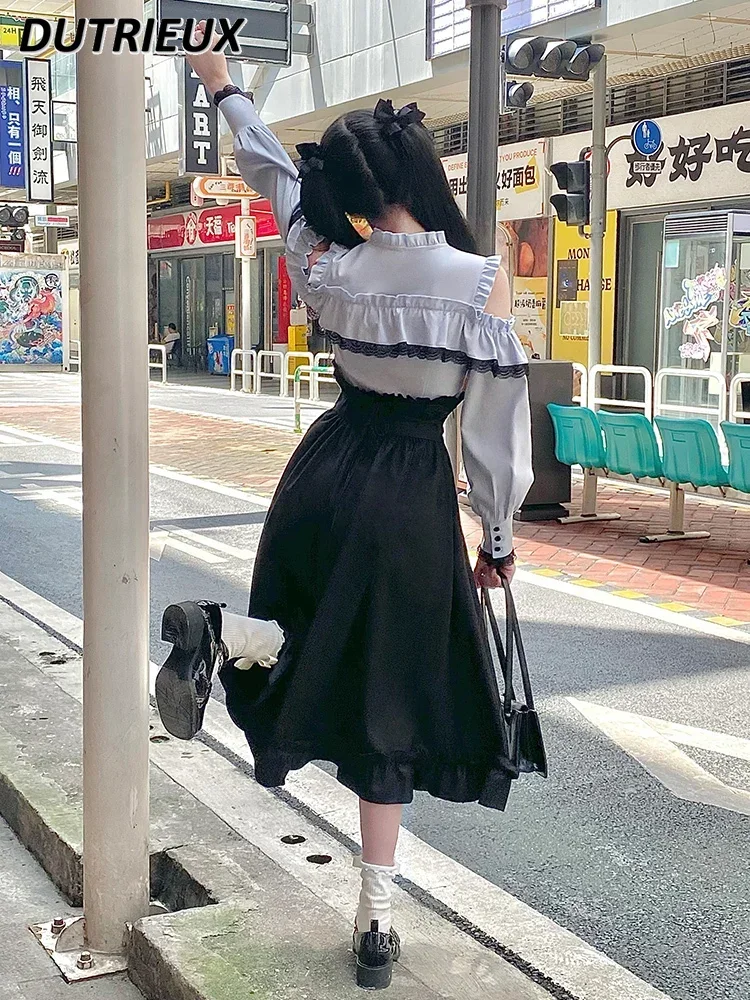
left=354, top=921, right=401, bottom=990
left=155, top=601, right=226, bottom=740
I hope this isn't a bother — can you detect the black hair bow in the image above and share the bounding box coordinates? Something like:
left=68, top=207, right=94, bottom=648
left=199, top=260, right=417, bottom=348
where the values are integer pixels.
left=296, top=141, right=325, bottom=177
left=373, top=98, right=426, bottom=137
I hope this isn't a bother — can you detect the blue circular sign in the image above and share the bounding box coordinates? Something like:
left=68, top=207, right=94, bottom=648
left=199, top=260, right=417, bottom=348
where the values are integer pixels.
left=632, top=119, right=663, bottom=157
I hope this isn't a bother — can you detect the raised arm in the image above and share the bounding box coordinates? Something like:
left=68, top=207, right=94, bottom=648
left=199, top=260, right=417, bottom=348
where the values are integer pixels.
left=184, top=21, right=300, bottom=239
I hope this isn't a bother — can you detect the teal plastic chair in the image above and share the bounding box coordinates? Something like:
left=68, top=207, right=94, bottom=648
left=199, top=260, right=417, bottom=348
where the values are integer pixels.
left=547, top=405, right=617, bottom=522
left=654, top=417, right=729, bottom=489
left=721, top=422, right=750, bottom=493
left=547, top=404, right=606, bottom=470
left=598, top=411, right=664, bottom=481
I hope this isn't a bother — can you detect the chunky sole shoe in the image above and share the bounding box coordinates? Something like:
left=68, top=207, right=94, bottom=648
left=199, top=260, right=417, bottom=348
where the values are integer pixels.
left=155, top=601, right=224, bottom=741
left=354, top=921, right=401, bottom=990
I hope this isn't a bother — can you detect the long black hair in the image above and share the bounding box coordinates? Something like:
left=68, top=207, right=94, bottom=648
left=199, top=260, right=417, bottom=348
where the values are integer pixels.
left=298, top=100, right=478, bottom=255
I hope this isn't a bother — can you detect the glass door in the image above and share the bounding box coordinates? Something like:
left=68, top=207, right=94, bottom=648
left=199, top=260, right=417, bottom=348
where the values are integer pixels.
left=180, top=256, right=206, bottom=369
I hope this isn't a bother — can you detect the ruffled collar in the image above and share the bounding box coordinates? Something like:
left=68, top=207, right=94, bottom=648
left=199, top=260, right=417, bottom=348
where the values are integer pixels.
left=368, top=229, right=447, bottom=249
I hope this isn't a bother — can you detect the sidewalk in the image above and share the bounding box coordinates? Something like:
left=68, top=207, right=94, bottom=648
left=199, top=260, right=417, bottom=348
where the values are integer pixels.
left=0, top=604, right=553, bottom=1000
left=2, top=390, right=749, bottom=628
left=0, top=817, right=142, bottom=1000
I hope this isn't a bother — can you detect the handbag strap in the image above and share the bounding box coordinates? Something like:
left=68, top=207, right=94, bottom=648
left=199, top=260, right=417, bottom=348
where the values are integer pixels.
left=482, top=583, right=537, bottom=714
left=481, top=586, right=515, bottom=716
left=501, top=580, right=536, bottom=711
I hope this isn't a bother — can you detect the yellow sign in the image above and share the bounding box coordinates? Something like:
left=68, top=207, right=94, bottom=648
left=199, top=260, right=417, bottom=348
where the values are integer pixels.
left=225, top=303, right=236, bottom=338
left=551, top=211, right=618, bottom=366
left=0, top=20, right=24, bottom=47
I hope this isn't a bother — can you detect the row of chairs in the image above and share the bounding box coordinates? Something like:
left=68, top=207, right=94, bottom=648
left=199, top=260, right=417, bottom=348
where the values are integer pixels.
left=547, top=405, right=750, bottom=543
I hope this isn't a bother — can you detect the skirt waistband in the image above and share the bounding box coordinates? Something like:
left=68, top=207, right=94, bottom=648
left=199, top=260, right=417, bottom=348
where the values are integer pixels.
left=336, top=399, right=445, bottom=442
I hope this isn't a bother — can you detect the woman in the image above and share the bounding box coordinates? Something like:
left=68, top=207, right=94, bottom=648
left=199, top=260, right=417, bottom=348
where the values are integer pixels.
left=156, top=23, right=534, bottom=991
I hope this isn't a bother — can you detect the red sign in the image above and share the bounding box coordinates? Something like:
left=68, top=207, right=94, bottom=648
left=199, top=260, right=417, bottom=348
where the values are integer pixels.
left=148, top=200, right=279, bottom=251
left=277, top=255, right=291, bottom=344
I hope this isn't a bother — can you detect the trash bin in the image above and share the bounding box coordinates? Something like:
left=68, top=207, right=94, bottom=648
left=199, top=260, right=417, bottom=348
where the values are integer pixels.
left=207, top=335, right=235, bottom=376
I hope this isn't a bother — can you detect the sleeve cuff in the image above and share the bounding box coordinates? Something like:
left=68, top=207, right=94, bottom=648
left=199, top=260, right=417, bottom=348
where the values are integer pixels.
left=482, top=518, right=514, bottom=561
left=219, top=93, right=260, bottom=135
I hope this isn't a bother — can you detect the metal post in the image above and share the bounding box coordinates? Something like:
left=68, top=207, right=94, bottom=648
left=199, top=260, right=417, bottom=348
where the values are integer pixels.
left=240, top=196, right=252, bottom=352
left=43, top=204, right=58, bottom=254
left=588, top=54, right=607, bottom=370
left=77, top=0, right=150, bottom=955
left=465, top=0, right=506, bottom=256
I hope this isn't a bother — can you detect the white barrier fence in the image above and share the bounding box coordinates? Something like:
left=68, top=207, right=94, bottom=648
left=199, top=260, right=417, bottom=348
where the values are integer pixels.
left=68, top=339, right=81, bottom=374
left=589, top=364, right=653, bottom=420
left=654, top=367, right=727, bottom=424
left=148, top=344, right=167, bottom=384
left=230, top=349, right=256, bottom=393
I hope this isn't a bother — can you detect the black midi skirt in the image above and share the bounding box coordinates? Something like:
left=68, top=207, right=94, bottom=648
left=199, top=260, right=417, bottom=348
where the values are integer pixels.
left=220, top=373, right=517, bottom=810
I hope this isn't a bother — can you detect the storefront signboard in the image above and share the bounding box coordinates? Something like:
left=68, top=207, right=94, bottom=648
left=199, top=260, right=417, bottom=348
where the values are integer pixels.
left=182, top=59, right=219, bottom=176
left=552, top=99, right=750, bottom=210
left=551, top=211, right=619, bottom=366
left=0, top=60, right=24, bottom=190
left=148, top=201, right=279, bottom=251
left=235, top=215, right=257, bottom=258
left=442, top=139, right=547, bottom=222
left=25, top=58, right=52, bottom=202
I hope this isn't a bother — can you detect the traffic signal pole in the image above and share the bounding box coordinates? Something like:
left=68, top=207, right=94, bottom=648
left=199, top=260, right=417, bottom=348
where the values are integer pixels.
left=78, top=0, right=151, bottom=954
left=588, top=54, right=607, bottom=370
left=465, top=0, right=506, bottom=256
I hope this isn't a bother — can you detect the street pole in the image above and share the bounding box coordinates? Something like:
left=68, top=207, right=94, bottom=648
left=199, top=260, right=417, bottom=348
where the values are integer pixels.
left=43, top=204, right=58, bottom=254
left=588, top=54, right=607, bottom=371
left=77, top=0, right=151, bottom=955
left=240, top=196, right=252, bottom=351
left=465, top=0, right=506, bottom=256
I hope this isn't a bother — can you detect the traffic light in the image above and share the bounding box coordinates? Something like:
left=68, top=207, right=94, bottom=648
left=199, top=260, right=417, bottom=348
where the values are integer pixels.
left=0, top=205, right=28, bottom=246
left=505, top=80, right=534, bottom=109
left=505, top=37, right=604, bottom=82
left=550, top=159, right=590, bottom=227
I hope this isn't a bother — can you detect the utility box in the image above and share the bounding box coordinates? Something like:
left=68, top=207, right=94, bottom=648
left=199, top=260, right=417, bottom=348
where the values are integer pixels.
left=516, top=360, right=573, bottom=522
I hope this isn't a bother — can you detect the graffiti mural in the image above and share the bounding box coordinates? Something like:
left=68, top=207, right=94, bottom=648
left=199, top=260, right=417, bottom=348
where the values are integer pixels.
left=0, top=267, right=64, bottom=364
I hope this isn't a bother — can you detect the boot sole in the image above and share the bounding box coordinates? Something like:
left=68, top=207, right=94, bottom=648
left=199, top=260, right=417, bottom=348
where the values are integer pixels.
left=155, top=603, right=210, bottom=741
left=356, top=958, right=393, bottom=990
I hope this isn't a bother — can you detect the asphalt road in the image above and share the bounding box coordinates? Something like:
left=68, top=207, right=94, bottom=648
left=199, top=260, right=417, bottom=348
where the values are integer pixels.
left=1, top=374, right=749, bottom=1000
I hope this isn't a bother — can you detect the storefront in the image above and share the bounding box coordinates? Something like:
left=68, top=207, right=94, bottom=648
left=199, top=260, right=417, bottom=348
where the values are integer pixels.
left=147, top=199, right=287, bottom=369
left=552, top=99, right=750, bottom=376
left=442, top=139, right=549, bottom=359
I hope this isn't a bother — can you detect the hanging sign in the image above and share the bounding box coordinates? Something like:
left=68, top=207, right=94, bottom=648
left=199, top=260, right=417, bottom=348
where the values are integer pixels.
left=25, top=58, right=52, bottom=202
left=181, top=60, right=218, bottom=176
left=192, top=175, right=259, bottom=200
left=235, top=215, right=257, bottom=258
left=159, top=0, right=293, bottom=65
left=0, top=60, right=24, bottom=190
left=442, top=139, right=547, bottom=222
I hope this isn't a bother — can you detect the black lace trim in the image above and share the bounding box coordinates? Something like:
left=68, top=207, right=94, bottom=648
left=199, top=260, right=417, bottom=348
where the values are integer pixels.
left=325, top=330, right=529, bottom=379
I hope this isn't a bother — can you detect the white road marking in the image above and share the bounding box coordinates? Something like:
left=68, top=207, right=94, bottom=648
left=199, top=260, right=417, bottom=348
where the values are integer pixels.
left=0, top=568, right=674, bottom=1000
left=569, top=699, right=750, bottom=816
left=166, top=527, right=254, bottom=560
left=0, top=431, right=29, bottom=445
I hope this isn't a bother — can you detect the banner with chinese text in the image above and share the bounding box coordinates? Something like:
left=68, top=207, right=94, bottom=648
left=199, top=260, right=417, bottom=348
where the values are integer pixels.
left=25, top=59, right=52, bottom=203
left=551, top=101, right=750, bottom=210
left=0, top=61, right=24, bottom=190
left=442, top=139, right=546, bottom=222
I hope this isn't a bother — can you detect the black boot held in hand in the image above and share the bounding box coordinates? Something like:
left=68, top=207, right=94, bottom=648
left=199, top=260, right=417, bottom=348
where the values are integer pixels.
left=155, top=601, right=226, bottom=740
left=354, top=920, right=401, bottom=991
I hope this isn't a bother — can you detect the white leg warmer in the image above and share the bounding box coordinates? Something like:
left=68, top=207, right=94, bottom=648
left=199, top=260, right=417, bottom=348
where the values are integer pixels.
left=354, top=856, right=398, bottom=937
left=221, top=611, right=285, bottom=670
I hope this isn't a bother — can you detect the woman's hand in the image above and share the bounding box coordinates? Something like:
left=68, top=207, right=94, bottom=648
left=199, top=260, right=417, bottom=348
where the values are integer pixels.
left=185, top=20, right=233, bottom=97
left=474, top=551, right=515, bottom=589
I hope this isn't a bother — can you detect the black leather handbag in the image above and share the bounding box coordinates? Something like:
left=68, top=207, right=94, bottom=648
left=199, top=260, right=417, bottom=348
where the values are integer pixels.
left=482, top=582, right=548, bottom=778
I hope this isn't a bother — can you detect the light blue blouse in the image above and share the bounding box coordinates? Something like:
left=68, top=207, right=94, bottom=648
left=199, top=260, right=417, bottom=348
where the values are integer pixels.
left=220, top=95, right=534, bottom=560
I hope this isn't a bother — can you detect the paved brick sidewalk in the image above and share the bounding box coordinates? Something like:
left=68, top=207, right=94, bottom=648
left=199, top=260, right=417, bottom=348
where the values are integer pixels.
left=3, top=401, right=750, bottom=626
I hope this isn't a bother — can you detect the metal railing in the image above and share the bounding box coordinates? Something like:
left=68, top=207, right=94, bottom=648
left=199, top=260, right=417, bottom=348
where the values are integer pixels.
left=728, top=373, right=750, bottom=422
left=311, top=352, right=336, bottom=401
left=283, top=351, right=315, bottom=397
left=230, top=349, right=257, bottom=393
left=148, top=344, right=167, bottom=384
left=589, top=364, right=654, bottom=420
left=572, top=362, right=588, bottom=406
left=67, top=338, right=81, bottom=373
left=654, top=367, right=727, bottom=424
left=254, top=350, right=285, bottom=395
left=293, top=364, right=335, bottom=433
